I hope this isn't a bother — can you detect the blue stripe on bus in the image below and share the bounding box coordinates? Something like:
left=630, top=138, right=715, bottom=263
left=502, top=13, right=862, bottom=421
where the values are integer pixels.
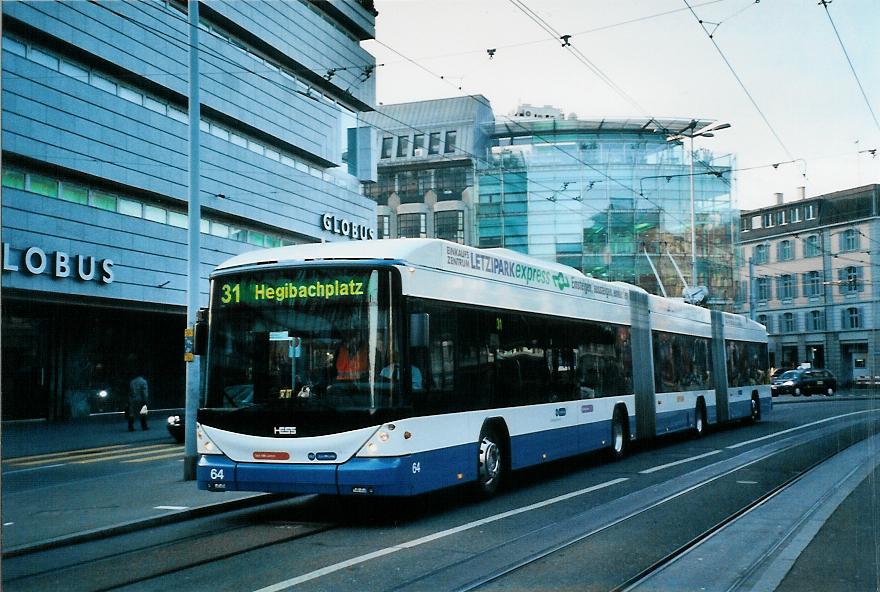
left=510, top=421, right=618, bottom=470
left=339, top=443, right=474, bottom=496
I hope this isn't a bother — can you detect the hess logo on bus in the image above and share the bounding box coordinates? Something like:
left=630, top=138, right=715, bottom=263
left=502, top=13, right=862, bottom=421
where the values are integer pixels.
left=274, top=426, right=297, bottom=435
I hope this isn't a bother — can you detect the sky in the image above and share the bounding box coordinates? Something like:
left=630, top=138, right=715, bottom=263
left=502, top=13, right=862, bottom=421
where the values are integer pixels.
left=364, top=0, right=880, bottom=211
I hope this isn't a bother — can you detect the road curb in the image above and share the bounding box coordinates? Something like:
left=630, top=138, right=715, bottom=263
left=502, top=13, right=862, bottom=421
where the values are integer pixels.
left=3, top=493, right=291, bottom=558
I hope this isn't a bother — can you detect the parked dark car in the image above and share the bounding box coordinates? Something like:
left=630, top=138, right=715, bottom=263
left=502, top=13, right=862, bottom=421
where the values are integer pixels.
left=771, top=368, right=837, bottom=396
left=167, top=414, right=184, bottom=443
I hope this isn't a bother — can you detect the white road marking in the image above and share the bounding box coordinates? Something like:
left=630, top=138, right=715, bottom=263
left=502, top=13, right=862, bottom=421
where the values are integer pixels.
left=736, top=480, right=758, bottom=484
left=727, top=410, right=878, bottom=449
left=638, top=450, right=722, bottom=474
left=3, top=463, right=67, bottom=475
left=3, top=522, right=14, bottom=526
left=154, top=505, right=188, bottom=510
left=252, top=477, right=629, bottom=592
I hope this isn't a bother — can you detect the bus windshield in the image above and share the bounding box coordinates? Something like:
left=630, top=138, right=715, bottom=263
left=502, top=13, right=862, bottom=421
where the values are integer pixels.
left=205, top=267, right=401, bottom=412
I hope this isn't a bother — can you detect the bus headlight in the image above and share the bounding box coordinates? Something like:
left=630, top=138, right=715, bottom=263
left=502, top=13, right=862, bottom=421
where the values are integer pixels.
left=197, top=424, right=222, bottom=455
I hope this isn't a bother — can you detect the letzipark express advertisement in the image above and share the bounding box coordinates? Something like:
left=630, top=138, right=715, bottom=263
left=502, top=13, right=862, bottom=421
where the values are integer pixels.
left=214, top=247, right=631, bottom=309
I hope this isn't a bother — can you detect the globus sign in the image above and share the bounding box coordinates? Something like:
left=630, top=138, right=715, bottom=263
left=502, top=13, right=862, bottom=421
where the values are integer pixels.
left=2, top=243, right=114, bottom=284
left=321, top=213, right=375, bottom=241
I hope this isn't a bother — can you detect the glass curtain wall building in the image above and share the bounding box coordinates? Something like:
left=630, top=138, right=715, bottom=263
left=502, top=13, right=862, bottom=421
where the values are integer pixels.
left=479, top=113, right=737, bottom=306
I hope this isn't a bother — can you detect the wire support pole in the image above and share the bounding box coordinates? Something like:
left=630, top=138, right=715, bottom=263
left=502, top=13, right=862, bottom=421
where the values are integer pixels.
left=689, top=134, right=697, bottom=287
left=184, top=0, right=201, bottom=481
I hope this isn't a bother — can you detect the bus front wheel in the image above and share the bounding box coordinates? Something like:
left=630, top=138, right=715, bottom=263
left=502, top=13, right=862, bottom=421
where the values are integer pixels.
left=476, top=427, right=504, bottom=497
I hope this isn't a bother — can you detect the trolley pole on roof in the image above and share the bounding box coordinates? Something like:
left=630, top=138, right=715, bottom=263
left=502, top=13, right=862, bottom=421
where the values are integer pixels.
left=183, top=0, right=201, bottom=481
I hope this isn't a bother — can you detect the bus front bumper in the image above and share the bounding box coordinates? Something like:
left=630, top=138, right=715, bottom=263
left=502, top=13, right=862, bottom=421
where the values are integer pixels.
left=196, top=448, right=472, bottom=496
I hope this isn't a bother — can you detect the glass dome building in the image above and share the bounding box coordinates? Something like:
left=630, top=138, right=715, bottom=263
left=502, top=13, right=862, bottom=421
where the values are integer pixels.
left=478, top=111, right=737, bottom=306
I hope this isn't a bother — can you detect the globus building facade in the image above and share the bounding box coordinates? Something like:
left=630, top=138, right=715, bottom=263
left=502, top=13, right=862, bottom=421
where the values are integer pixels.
left=1, top=0, right=378, bottom=420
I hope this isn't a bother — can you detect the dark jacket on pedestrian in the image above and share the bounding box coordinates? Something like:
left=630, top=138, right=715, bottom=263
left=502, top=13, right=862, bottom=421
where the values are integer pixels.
left=127, top=375, right=150, bottom=430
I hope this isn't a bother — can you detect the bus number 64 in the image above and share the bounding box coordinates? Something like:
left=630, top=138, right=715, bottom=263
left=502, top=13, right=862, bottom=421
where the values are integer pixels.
left=210, top=469, right=225, bottom=480
left=412, top=462, right=421, bottom=474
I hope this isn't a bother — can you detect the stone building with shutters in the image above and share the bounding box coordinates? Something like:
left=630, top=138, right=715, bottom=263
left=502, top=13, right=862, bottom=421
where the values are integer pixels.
left=737, top=184, right=880, bottom=385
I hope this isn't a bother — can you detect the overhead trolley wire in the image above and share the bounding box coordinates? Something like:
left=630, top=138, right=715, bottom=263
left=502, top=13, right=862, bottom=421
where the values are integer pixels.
left=92, top=0, right=737, bottom=232
left=818, top=0, right=880, bottom=134
left=682, top=0, right=796, bottom=162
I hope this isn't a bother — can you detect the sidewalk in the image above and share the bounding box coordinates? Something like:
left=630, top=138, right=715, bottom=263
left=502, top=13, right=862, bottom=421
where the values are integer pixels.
left=2, top=410, right=177, bottom=458
left=1, top=411, right=277, bottom=554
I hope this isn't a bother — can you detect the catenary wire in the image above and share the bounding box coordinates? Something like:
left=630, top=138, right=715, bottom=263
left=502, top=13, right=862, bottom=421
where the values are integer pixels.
left=818, top=0, right=880, bottom=133
left=682, top=0, right=795, bottom=162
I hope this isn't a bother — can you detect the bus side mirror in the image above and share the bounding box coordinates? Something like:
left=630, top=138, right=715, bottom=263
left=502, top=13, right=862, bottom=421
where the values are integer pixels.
left=410, top=313, right=429, bottom=349
left=193, top=308, right=208, bottom=356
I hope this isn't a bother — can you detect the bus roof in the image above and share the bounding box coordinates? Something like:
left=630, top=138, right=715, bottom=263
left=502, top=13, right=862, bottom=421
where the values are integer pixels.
left=212, top=239, right=762, bottom=335
left=216, top=238, right=589, bottom=279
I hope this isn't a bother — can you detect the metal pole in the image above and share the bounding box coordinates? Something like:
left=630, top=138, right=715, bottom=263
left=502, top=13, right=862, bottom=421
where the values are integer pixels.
left=748, top=256, right=755, bottom=320
left=689, top=134, right=697, bottom=287
left=183, top=0, right=201, bottom=481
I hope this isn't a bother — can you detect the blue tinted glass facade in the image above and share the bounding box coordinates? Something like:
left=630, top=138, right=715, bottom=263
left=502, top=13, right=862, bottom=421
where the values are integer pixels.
left=478, top=119, right=737, bottom=306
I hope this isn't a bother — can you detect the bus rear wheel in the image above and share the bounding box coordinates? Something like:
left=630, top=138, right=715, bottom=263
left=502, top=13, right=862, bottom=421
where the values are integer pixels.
left=609, top=408, right=627, bottom=461
left=476, top=427, right=504, bottom=497
left=693, top=401, right=707, bottom=438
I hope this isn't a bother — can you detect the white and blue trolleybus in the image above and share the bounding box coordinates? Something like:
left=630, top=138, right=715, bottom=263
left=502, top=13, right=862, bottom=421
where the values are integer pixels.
left=196, top=239, right=770, bottom=497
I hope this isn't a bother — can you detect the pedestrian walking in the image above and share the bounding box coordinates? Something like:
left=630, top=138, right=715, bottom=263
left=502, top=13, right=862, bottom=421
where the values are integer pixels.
left=127, top=373, right=150, bottom=431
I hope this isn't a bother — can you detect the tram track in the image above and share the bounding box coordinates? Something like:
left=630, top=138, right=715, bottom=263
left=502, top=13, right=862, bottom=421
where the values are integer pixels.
left=610, top=456, right=827, bottom=592
left=416, top=414, right=880, bottom=592
left=3, top=509, right=336, bottom=592
left=5, top=409, right=878, bottom=592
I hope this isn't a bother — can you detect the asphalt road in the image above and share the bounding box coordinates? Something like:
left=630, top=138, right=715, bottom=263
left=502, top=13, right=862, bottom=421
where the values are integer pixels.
left=3, top=396, right=879, bottom=592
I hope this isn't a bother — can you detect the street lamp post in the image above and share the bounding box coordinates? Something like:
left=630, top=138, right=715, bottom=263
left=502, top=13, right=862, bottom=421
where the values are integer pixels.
left=667, top=121, right=731, bottom=292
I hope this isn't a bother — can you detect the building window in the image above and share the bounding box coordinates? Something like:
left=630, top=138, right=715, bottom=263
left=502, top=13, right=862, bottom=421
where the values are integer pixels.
left=61, top=182, right=89, bottom=205
left=381, top=137, right=393, bottom=159
left=444, top=130, right=457, bottom=154
left=90, top=190, right=117, bottom=211
left=762, top=212, right=775, bottom=228
left=839, top=265, right=864, bottom=294
left=756, top=277, right=771, bottom=301
left=777, top=274, right=795, bottom=300
left=740, top=217, right=751, bottom=232
left=789, top=207, right=801, bottom=223
left=2, top=168, right=26, bottom=190
left=776, top=210, right=786, bottom=225
left=753, top=244, right=768, bottom=264
left=781, top=312, right=796, bottom=333
left=377, top=215, right=391, bottom=239
left=398, top=213, right=427, bottom=238
left=777, top=240, right=793, bottom=261
left=397, top=170, right=420, bottom=203
left=804, top=235, right=821, bottom=257
left=840, top=228, right=860, bottom=252
left=806, top=203, right=817, bottom=220
left=808, top=310, right=824, bottom=331
left=412, top=134, right=425, bottom=156
left=396, top=135, right=410, bottom=158
left=28, top=174, right=59, bottom=198
left=756, top=314, right=769, bottom=331
left=417, top=170, right=434, bottom=194
left=435, top=210, right=464, bottom=244
left=428, top=132, right=441, bottom=155
left=436, top=167, right=468, bottom=197
left=843, top=307, right=862, bottom=329
left=803, top=270, right=823, bottom=297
